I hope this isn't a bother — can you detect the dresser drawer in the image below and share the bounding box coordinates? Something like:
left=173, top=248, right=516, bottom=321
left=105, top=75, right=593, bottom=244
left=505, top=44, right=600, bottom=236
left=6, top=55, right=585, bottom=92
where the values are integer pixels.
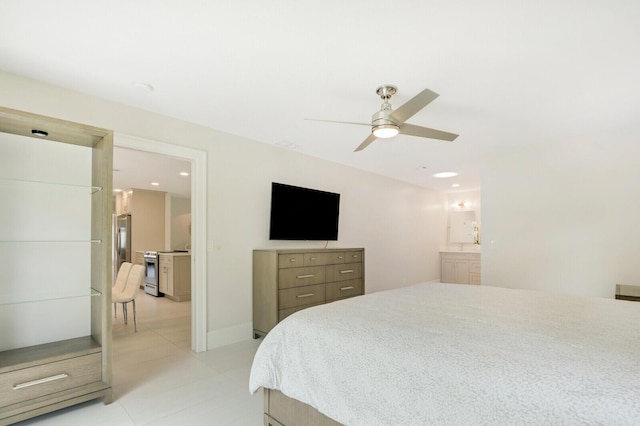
left=278, top=253, right=304, bottom=269
left=278, top=266, right=325, bottom=289
left=345, top=251, right=363, bottom=262
left=303, top=253, right=327, bottom=266
left=279, top=283, right=325, bottom=309
left=326, top=262, right=362, bottom=282
left=278, top=302, right=324, bottom=322
left=326, top=279, right=362, bottom=301
left=326, top=252, right=346, bottom=264
left=0, top=352, right=101, bottom=407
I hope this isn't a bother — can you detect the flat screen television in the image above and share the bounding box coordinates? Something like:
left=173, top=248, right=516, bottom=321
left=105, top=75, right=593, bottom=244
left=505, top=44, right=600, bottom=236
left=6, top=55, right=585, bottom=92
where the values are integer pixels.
left=269, top=182, right=340, bottom=241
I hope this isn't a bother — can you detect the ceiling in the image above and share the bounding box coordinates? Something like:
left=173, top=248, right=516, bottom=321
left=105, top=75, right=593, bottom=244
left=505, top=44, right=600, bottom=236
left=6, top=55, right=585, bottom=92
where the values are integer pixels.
left=113, top=147, right=191, bottom=198
left=1, top=1, right=640, bottom=193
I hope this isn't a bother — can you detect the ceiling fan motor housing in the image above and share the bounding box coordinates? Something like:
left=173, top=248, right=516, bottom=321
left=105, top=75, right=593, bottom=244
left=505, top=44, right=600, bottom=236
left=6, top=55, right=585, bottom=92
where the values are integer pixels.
left=371, top=110, right=399, bottom=138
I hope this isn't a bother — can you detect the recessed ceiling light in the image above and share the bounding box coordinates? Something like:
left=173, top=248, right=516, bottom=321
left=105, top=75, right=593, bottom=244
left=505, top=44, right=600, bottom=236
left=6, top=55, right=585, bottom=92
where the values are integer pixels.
left=433, top=172, right=459, bottom=178
left=31, top=129, right=48, bottom=137
left=151, top=182, right=160, bottom=186
left=179, top=172, right=189, bottom=177
left=451, top=183, right=460, bottom=188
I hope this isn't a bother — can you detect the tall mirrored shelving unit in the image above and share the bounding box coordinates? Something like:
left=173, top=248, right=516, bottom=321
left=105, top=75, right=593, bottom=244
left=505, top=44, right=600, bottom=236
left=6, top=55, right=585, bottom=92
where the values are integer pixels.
left=0, top=107, right=113, bottom=424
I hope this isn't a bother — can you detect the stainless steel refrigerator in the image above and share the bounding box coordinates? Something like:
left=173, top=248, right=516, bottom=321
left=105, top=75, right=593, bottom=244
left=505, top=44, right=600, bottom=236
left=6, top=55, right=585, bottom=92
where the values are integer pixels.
left=116, top=214, right=132, bottom=272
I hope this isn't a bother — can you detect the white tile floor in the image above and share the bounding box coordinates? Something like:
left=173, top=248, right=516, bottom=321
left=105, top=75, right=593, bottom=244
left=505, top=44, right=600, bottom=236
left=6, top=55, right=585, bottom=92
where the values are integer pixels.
left=18, top=291, right=264, bottom=425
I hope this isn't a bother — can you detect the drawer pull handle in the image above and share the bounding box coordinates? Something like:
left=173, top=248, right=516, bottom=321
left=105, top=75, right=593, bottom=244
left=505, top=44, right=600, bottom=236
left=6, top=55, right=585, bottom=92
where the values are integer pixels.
left=338, top=256, right=343, bottom=259
left=339, top=270, right=354, bottom=274
left=352, top=255, right=358, bottom=258
left=297, top=274, right=315, bottom=279
left=13, top=373, right=69, bottom=390
left=340, top=286, right=354, bottom=291
left=296, top=293, right=314, bottom=298
left=289, top=258, right=297, bottom=262
left=309, top=257, right=316, bottom=260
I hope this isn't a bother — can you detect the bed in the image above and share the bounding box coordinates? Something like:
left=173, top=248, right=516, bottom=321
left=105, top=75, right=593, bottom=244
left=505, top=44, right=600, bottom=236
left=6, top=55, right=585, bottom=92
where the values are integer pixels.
left=249, top=282, right=640, bottom=425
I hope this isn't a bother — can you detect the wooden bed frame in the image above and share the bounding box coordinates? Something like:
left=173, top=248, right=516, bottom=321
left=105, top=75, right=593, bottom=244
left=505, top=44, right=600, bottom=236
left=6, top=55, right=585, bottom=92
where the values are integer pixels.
left=263, top=389, right=343, bottom=426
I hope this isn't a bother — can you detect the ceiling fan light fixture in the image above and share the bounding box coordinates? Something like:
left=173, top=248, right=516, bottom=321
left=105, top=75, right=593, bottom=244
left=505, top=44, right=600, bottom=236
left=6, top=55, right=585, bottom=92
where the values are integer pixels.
left=373, top=124, right=399, bottom=139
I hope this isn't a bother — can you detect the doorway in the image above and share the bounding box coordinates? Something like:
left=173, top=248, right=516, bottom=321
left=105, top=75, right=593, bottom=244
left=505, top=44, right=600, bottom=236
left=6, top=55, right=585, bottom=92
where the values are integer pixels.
left=114, top=133, right=207, bottom=352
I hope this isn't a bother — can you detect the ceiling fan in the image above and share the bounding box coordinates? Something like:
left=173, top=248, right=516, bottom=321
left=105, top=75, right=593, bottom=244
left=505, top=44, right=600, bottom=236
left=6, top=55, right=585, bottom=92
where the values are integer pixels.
left=308, top=85, right=458, bottom=152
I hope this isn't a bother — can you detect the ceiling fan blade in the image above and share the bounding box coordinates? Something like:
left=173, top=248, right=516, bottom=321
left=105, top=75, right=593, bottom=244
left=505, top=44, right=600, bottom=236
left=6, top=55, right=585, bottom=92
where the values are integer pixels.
left=354, top=133, right=377, bottom=152
left=399, top=123, right=458, bottom=142
left=305, top=118, right=370, bottom=127
left=389, top=88, right=439, bottom=124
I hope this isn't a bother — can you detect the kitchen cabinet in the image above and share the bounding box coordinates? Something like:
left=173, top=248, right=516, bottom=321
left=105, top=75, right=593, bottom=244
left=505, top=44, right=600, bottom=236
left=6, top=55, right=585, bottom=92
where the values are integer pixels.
left=440, top=252, right=481, bottom=285
left=0, top=107, right=113, bottom=424
left=134, top=251, right=145, bottom=267
left=159, top=254, right=191, bottom=302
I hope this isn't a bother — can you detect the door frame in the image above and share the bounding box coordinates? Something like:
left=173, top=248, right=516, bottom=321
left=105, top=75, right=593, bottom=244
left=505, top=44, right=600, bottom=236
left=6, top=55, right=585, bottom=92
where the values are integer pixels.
left=114, top=133, right=207, bottom=352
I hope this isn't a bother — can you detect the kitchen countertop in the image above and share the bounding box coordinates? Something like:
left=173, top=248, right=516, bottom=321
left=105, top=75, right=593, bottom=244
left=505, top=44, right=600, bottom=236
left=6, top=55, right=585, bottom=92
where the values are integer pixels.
left=158, top=251, right=191, bottom=256
left=440, top=248, right=481, bottom=254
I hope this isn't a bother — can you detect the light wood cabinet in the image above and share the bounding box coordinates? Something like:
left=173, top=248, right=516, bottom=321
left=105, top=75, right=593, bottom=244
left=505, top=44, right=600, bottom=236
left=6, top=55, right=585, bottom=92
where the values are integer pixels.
left=134, top=251, right=145, bottom=267
left=441, top=252, right=481, bottom=285
left=159, top=254, right=191, bottom=302
left=253, top=248, right=365, bottom=338
left=0, top=107, right=112, bottom=424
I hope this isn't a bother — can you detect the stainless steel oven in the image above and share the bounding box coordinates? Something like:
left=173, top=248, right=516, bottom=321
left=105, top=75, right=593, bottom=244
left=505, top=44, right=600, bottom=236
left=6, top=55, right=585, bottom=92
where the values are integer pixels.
left=143, top=251, right=163, bottom=296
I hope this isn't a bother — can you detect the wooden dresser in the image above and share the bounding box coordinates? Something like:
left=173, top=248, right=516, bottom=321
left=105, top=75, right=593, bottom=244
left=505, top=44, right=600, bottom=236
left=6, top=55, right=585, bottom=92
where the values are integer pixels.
left=253, top=248, right=365, bottom=338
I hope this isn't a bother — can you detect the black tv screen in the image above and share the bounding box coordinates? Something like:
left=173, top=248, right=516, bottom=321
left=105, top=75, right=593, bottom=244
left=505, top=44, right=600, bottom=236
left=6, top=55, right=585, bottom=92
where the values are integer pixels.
left=269, top=182, right=340, bottom=241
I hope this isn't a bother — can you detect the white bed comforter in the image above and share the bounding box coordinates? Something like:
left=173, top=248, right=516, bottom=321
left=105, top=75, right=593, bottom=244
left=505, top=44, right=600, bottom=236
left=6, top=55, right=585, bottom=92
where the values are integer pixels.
left=249, top=283, right=640, bottom=425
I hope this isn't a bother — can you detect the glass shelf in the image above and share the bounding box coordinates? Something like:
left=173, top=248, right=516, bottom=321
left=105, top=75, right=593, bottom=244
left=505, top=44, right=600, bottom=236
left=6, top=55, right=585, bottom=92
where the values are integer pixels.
left=0, top=177, right=102, bottom=193
left=0, top=288, right=102, bottom=306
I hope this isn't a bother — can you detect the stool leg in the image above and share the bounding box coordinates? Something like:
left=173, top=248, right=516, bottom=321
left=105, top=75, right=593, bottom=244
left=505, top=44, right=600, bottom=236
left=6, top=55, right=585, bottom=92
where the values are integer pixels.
left=122, top=303, right=128, bottom=325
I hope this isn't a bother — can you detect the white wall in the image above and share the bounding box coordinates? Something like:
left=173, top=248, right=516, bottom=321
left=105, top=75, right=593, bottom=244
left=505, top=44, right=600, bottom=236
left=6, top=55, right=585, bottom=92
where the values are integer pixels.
left=0, top=71, right=448, bottom=347
left=482, top=139, right=640, bottom=298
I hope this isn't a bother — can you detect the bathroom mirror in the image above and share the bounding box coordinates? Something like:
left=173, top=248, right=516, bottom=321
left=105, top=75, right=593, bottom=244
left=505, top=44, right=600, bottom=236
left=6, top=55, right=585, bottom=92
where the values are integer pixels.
left=449, top=211, right=476, bottom=244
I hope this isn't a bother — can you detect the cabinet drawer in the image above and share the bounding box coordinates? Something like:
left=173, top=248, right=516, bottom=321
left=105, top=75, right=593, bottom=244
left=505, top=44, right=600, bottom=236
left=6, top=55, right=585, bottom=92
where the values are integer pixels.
left=326, top=262, right=362, bottom=282
left=470, top=261, right=481, bottom=274
left=278, top=254, right=304, bottom=269
left=278, top=266, right=325, bottom=289
left=326, top=279, right=362, bottom=301
left=326, top=252, right=346, bottom=264
left=441, top=253, right=469, bottom=260
left=303, top=253, right=327, bottom=266
left=470, top=253, right=481, bottom=262
left=345, top=251, right=363, bottom=262
left=160, top=256, right=173, bottom=266
left=0, top=352, right=101, bottom=407
left=279, top=284, right=325, bottom=309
